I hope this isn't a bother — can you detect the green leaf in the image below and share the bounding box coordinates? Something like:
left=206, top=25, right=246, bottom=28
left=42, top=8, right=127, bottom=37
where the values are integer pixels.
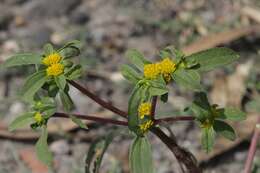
left=43, top=43, right=54, bottom=56
left=59, top=90, right=74, bottom=111
left=9, top=113, right=34, bottom=131
left=69, top=115, right=88, bottom=129
left=129, top=137, right=154, bottom=173
left=128, top=86, right=142, bottom=133
left=1, top=53, right=42, bottom=68
left=85, top=132, right=114, bottom=173
left=65, top=64, right=82, bottom=80
left=126, top=49, right=150, bottom=70
left=191, top=92, right=211, bottom=121
left=20, top=70, right=47, bottom=102
left=186, top=47, right=239, bottom=72
left=172, top=69, right=203, bottom=91
left=35, top=126, right=53, bottom=166
left=121, top=64, right=142, bottom=84
left=201, top=127, right=215, bottom=153
left=213, top=120, right=236, bottom=141
left=55, top=75, right=67, bottom=90
left=217, top=107, right=246, bottom=121
left=148, top=86, right=168, bottom=96
left=59, top=40, right=81, bottom=59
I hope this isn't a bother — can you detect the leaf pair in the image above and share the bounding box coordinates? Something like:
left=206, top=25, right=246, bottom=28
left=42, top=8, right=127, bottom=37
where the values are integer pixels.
left=190, top=92, right=246, bottom=152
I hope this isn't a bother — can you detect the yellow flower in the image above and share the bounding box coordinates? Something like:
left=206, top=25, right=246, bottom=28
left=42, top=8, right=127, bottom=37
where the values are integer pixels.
left=139, top=120, right=154, bottom=133
left=42, top=53, right=62, bottom=66
left=143, top=64, right=160, bottom=79
left=34, top=112, right=43, bottom=124
left=138, top=102, right=152, bottom=119
left=46, top=63, right=64, bottom=76
left=159, top=58, right=176, bottom=74
left=200, top=119, right=213, bottom=129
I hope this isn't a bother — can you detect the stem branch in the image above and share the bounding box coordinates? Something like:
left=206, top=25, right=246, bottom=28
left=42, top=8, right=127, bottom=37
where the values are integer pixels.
left=53, top=112, right=128, bottom=126
left=244, top=116, right=260, bottom=173
left=155, top=116, right=195, bottom=124
left=68, top=80, right=128, bottom=118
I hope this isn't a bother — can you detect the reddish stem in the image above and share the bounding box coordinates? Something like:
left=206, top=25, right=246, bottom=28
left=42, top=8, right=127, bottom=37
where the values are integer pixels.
left=151, top=96, right=157, bottom=120
left=68, top=80, right=128, bottom=118
left=53, top=112, right=128, bottom=126
left=155, top=116, right=195, bottom=124
left=244, top=116, right=260, bottom=173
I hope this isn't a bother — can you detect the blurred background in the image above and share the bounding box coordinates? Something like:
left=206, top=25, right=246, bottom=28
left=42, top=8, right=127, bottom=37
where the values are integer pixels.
left=0, top=0, right=260, bottom=172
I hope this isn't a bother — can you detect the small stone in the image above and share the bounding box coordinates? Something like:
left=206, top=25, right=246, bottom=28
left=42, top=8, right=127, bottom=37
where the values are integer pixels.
left=50, top=140, right=70, bottom=155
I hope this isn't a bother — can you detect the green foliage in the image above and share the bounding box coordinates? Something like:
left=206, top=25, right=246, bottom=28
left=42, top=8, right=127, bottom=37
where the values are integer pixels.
left=129, top=137, right=154, bottom=173
left=1, top=53, right=42, bottom=68
left=217, top=107, right=246, bottom=121
left=201, top=127, right=215, bottom=153
left=59, top=89, right=74, bottom=111
left=65, top=64, right=83, bottom=80
left=121, top=64, right=142, bottom=84
left=4, top=40, right=244, bottom=170
left=58, top=40, right=82, bottom=59
left=9, top=112, right=35, bottom=131
left=213, top=120, right=236, bottom=141
left=190, top=92, right=243, bottom=152
left=85, top=132, right=114, bottom=173
left=172, top=69, right=203, bottom=91
left=20, top=70, right=47, bottom=102
left=186, top=47, right=239, bottom=72
left=126, top=49, right=151, bottom=70
left=36, top=126, right=53, bottom=166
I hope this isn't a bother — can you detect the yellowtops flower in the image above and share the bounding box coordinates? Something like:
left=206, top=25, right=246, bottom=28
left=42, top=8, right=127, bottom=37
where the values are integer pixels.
left=139, top=120, right=154, bottom=133
left=34, top=112, right=43, bottom=124
left=46, top=63, right=64, bottom=76
left=138, top=102, right=152, bottom=119
left=143, top=64, right=160, bottom=79
left=159, top=58, right=176, bottom=74
left=42, top=53, right=62, bottom=66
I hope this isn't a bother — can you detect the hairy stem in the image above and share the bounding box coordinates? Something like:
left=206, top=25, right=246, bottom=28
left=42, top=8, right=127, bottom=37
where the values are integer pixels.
left=244, top=116, right=260, bottom=173
left=68, top=80, right=128, bottom=118
left=151, top=127, right=201, bottom=173
left=53, top=112, right=128, bottom=126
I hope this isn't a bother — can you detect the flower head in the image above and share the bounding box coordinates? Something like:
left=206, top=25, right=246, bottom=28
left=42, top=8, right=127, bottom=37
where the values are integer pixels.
left=34, top=112, right=43, bottom=124
left=42, top=53, right=62, bottom=66
left=143, top=64, right=160, bottom=79
left=138, top=102, right=152, bottom=119
left=159, top=58, right=176, bottom=74
left=46, top=63, right=64, bottom=76
left=139, top=120, right=154, bottom=133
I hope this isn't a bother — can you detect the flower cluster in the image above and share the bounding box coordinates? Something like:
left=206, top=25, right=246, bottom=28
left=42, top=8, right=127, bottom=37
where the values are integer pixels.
left=34, top=112, right=44, bottom=124
left=138, top=102, right=153, bottom=133
left=138, top=102, right=152, bottom=119
left=42, top=53, right=64, bottom=76
left=143, top=58, right=176, bottom=83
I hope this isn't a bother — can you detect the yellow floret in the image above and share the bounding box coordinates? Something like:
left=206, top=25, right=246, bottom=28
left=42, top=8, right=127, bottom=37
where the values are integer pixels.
left=143, top=64, right=160, bottom=79
left=163, top=73, right=172, bottom=83
left=46, top=63, right=64, bottom=76
left=34, top=112, right=43, bottom=124
left=139, top=120, right=154, bottom=133
left=42, top=53, right=62, bottom=66
left=159, top=58, right=176, bottom=74
left=138, top=102, right=152, bottom=119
